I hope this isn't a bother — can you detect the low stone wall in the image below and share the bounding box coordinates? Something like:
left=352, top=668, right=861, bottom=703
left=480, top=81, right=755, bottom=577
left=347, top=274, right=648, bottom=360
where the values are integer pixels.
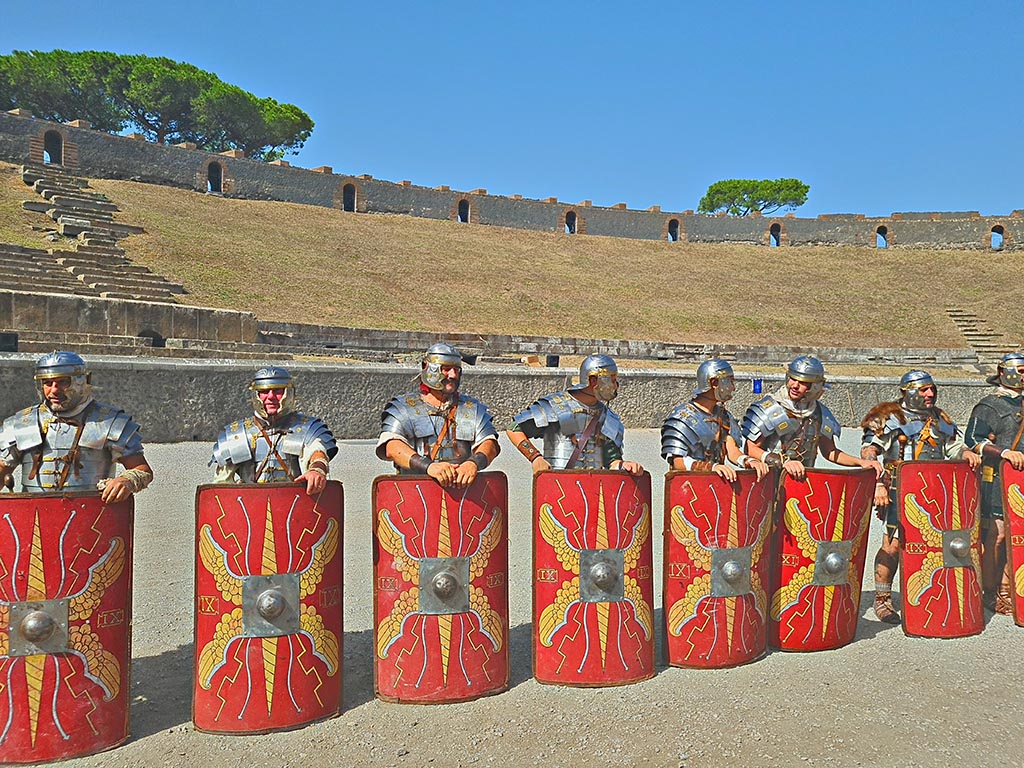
left=0, top=289, right=258, bottom=343
left=0, top=355, right=989, bottom=443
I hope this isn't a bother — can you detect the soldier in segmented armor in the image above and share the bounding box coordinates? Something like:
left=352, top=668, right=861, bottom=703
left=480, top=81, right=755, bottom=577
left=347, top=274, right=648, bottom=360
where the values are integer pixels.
left=211, top=366, right=337, bottom=495
left=861, top=369, right=981, bottom=623
left=742, top=355, right=879, bottom=480
left=506, top=354, right=643, bottom=475
left=0, top=351, right=153, bottom=502
left=964, top=352, right=1024, bottom=615
left=377, top=343, right=500, bottom=487
left=661, top=359, right=768, bottom=481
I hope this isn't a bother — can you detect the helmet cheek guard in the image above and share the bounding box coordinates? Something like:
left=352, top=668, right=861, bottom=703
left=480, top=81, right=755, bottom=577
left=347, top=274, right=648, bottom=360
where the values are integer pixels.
left=250, top=366, right=296, bottom=420
left=997, top=353, right=1024, bottom=389
left=421, top=343, right=463, bottom=391
left=34, top=351, right=91, bottom=412
left=592, top=374, right=619, bottom=402
left=714, top=376, right=736, bottom=403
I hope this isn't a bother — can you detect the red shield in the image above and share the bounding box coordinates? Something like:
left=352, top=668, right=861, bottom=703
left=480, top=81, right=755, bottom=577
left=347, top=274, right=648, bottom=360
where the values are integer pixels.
left=532, top=470, right=654, bottom=686
left=373, top=472, right=509, bottom=704
left=898, top=461, right=983, bottom=638
left=663, top=470, right=774, bottom=668
left=0, top=492, right=132, bottom=764
left=769, top=468, right=874, bottom=652
left=193, top=481, right=343, bottom=733
left=1003, top=460, right=1024, bottom=627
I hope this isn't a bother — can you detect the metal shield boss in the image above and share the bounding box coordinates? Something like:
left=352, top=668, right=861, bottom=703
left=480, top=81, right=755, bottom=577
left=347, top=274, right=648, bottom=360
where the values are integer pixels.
left=664, top=470, right=774, bottom=668
left=373, top=472, right=509, bottom=703
left=193, top=482, right=344, bottom=733
left=0, top=492, right=133, bottom=764
left=769, top=468, right=874, bottom=651
left=898, top=461, right=983, bottom=638
left=533, top=471, right=654, bottom=686
left=1002, top=460, right=1024, bottom=627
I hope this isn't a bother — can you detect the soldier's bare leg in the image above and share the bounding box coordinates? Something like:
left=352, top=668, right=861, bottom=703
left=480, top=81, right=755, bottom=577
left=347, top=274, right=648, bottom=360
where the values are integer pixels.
left=873, top=530, right=901, bottom=624
left=982, top=519, right=1012, bottom=614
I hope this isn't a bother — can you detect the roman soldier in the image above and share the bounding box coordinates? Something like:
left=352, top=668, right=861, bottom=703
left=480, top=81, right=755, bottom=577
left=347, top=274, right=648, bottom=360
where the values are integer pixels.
left=742, top=355, right=879, bottom=479
left=377, top=342, right=500, bottom=485
left=964, top=352, right=1024, bottom=615
left=661, top=358, right=768, bottom=481
left=0, top=350, right=152, bottom=501
left=210, top=366, right=337, bottom=495
left=860, top=369, right=981, bottom=623
left=506, top=353, right=643, bottom=474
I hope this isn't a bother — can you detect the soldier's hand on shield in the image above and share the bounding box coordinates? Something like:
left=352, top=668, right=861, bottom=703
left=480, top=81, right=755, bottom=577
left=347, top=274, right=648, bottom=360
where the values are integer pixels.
left=531, top=456, right=552, bottom=476
left=747, top=458, right=770, bottom=481
left=427, top=460, right=459, bottom=486
left=0, top=461, right=12, bottom=491
left=98, top=476, right=133, bottom=504
left=963, top=450, right=982, bottom=470
left=711, top=462, right=738, bottom=483
left=874, top=482, right=890, bottom=509
left=615, top=460, right=644, bottom=475
left=1003, top=449, right=1024, bottom=471
left=861, top=458, right=884, bottom=478
left=783, top=459, right=806, bottom=480
left=453, top=460, right=478, bottom=487
left=296, top=469, right=327, bottom=496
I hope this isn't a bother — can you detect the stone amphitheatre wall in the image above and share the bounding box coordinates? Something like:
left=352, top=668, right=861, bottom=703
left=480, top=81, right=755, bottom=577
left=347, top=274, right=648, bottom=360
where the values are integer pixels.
left=0, top=355, right=989, bottom=442
left=2, top=110, right=1021, bottom=250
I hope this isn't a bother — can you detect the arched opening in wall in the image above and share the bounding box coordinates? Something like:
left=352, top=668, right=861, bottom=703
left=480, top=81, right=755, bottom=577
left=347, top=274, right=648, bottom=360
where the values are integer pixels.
left=207, top=162, right=223, bottom=194
left=565, top=211, right=578, bottom=235
left=342, top=183, right=357, bottom=212
left=137, top=329, right=166, bottom=348
left=769, top=223, right=781, bottom=247
left=667, top=219, right=680, bottom=242
left=43, top=131, right=63, bottom=165
left=991, top=225, right=1005, bottom=249
left=876, top=226, right=888, bottom=248
left=457, top=199, right=471, bottom=223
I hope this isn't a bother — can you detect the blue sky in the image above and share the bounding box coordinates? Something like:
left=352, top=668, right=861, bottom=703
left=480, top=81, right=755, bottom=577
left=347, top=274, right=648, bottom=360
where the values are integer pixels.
left=2, top=1, right=1021, bottom=217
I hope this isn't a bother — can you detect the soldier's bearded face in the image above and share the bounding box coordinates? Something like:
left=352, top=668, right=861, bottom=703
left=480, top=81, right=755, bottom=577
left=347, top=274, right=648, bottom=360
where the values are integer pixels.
left=440, top=365, right=461, bottom=395
left=41, top=377, right=73, bottom=412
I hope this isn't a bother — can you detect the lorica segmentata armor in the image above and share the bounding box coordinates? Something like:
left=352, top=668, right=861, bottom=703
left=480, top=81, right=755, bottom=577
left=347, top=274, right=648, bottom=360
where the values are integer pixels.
left=661, top=402, right=740, bottom=467
left=511, top=391, right=625, bottom=470
left=376, top=393, right=497, bottom=470
left=0, top=401, right=143, bottom=491
left=211, top=412, right=337, bottom=483
left=742, top=396, right=840, bottom=468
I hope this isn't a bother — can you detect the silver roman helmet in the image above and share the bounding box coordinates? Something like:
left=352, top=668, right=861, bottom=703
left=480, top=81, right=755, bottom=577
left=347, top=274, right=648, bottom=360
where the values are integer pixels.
left=787, top=355, right=827, bottom=401
left=574, top=353, right=619, bottom=402
left=250, top=366, right=296, bottom=419
left=692, top=358, right=735, bottom=401
left=421, top=342, right=462, bottom=391
left=899, top=369, right=936, bottom=411
left=34, top=350, right=91, bottom=412
left=994, top=352, right=1024, bottom=390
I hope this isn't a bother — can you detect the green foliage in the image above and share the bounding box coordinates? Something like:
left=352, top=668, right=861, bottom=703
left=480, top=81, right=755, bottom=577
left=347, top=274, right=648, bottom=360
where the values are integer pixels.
left=697, top=178, right=809, bottom=216
left=0, top=50, right=313, bottom=160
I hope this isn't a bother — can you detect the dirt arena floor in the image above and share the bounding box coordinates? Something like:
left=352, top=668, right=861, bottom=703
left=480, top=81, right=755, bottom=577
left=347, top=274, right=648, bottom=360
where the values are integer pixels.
left=42, top=431, right=1024, bottom=768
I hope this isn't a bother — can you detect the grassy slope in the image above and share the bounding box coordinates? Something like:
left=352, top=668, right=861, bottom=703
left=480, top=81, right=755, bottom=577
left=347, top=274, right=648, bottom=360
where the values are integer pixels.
left=2, top=161, right=1019, bottom=349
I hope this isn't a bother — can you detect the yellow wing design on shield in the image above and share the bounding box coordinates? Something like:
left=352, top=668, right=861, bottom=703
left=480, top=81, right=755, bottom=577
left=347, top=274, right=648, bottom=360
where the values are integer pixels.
left=539, top=504, right=580, bottom=574
left=197, top=607, right=244, bottom=688
left=69, top=537, right=126, bottom=621
left=299, top=605, right=340, bottom=674
left=376, top=588, right=419, bottom=658
left=666, top=574, right=711, bottom=635
left=538, top=578, right=581, bottom=646
left=670, top=506, right=712, bottom=572
left=902, top=495, right=944, bottom=548
left=470, top=509, right=502, bottom=580
left=198, top=525, right=243, bottom=605
left=377, top=510, right=421, bottom=584
left=300, top=518, right=339, bottom=599
left=68, top=624, right=121, bottom=700
left=783, top=498, right=818, bottom=559
left=623, top=506, right=650, bottom=573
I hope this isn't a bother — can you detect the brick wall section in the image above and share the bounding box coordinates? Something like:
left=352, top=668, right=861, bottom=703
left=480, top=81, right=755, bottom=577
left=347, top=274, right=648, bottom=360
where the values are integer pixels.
left=3, top=110, right=1023, bottom=250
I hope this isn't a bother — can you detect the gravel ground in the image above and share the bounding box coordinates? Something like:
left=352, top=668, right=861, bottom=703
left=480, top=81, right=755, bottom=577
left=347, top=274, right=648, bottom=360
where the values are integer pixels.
left=46, top=431, right=1024, bottom=768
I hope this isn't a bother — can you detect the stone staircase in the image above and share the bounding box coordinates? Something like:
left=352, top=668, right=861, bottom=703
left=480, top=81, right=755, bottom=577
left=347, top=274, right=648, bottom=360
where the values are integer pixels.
left=945, top=307, right=1017, bottom=364
left=15, top=163, right=186, bottom=303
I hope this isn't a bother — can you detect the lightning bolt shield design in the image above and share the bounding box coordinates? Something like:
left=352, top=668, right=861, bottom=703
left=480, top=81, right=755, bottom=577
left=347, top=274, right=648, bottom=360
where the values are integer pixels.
left=532, top=470, right=654, bottom=687
left=372, top=473, right=509, bottom=704
left=663, top=470, right=773, bottom=669
left=0, top=492, right=132, bottom=764
left=193, top=482, right=343, bottom=733
left=768, top=468, right=875, bottom=652
left=898, top=461, right=984, bottom=638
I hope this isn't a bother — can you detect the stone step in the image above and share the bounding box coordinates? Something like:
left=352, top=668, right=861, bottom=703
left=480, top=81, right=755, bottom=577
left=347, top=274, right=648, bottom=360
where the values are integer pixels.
left=54, top=255, right=132, bottom=270
left=21, top=200, right=52, bottom=213
left=22, top=167, right=88, bottom=188
left=64, top=262, right=154, bottom=276
left=50, top=207, right=116, bottom=223
left=98, top=291, right=178, bottom=303
left=2, top=328, right=155, bottom=348
left=80, top=275, right=186, bottom=294
left=72, top=244, right=128, bottom=257
left=43, top=193, right=119, bottom=213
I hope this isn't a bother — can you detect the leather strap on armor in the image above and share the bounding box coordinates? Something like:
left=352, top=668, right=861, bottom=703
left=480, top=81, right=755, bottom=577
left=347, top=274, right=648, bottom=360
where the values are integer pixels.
left=565, top=413, right=601, bottom=469
left=428, top=395, right=459, bottom=460
left=253, top=422, right=297, bottom=481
